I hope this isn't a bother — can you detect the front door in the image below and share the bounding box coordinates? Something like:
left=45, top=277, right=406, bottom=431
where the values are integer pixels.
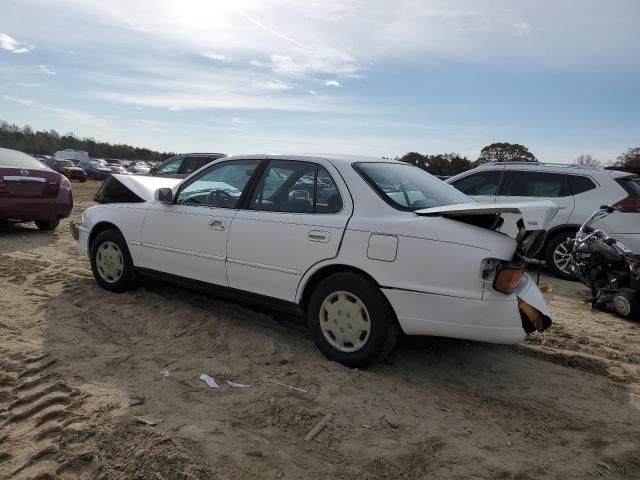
left=226, top=159, right=351, bottom=301
left=140, top=159, right=262, bottom=285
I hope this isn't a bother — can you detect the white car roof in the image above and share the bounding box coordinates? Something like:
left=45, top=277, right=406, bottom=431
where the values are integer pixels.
left=455, top=161, right=633, bottom=179
left=222, top=153, right=400, bottom=165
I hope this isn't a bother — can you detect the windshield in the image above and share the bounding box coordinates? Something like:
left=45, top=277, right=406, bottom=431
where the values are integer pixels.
left=355, top=162, right=473, bottom=210
left=55, top=160, right=75, bottom=168
left=0, top=148, right=47, bottom=169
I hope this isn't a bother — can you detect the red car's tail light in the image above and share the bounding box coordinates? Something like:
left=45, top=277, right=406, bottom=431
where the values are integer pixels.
left=494, top=265, right=525, bottom=294
left=60, top=176, right=71, bottom=190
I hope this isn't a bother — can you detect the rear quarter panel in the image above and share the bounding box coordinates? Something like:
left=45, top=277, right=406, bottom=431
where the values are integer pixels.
left=298, top=213, right=517, bottom=302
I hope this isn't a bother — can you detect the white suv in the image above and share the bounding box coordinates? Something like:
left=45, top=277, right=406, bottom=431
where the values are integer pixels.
left=448, top=162, right=640, bottom=279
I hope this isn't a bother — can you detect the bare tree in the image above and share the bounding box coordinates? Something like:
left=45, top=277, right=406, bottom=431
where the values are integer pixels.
left=572, top=154, right=602, bottom=168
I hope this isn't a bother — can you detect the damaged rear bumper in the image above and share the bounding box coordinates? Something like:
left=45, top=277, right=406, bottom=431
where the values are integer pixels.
left=515, top=273, right=553, bottom=333
left=381, top=273, right=552, bottom=343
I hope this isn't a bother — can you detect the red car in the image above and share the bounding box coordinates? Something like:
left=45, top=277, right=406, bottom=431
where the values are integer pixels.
left=51, top=159, right=87, bottom=182
left=0, top=147, right=73, bottom=230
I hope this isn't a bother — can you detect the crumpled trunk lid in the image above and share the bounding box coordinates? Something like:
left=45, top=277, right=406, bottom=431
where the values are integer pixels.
left=415, top=201, right=559, bottom=258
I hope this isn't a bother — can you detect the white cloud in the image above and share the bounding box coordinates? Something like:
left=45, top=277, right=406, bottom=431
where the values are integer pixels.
left=308, top=90, right=317, bottom=95
left=0, top=33, right=34, bottom=53
left=18, top=82, right=46, bottom=88
left=323, top=80, right=341, bottom=87
left=202, top=52, right=230, bottom=62
left=3, top=95, right=109, bottom=126
left=39, top=64, right=56, bottom=75
left=245, top=15, right=304, bottom=48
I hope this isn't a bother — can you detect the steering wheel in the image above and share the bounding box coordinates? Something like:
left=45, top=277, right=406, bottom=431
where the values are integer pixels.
left=206, top=189, right=234, bottom=207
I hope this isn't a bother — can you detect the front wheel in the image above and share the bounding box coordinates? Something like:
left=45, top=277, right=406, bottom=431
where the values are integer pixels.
left=307, top=272, right=400, bottom=368
left=545, top=232, right=577, bottom=280
left=90, top=229, right=138, bottom=292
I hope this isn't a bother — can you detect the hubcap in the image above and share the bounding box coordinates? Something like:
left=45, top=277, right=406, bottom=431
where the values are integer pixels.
left=319, top=291, right=371, bottom=353
left=95, top=241, right=124, bottom=283
left=553, top=240, right=573, bottom=275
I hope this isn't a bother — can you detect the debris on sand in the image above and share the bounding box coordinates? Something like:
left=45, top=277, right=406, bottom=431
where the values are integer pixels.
left=199, top=373, right=219, bottom=389
left=133, top=416, right=164, bottom=426
left=268, top=379, right=307, bottom=393
left=304, top=413, right=333, bottom=442
left=227, top=380, right=252, bottom=388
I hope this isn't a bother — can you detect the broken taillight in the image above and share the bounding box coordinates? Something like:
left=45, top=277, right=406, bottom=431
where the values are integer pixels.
left=493, top=264, right=525, bottom=294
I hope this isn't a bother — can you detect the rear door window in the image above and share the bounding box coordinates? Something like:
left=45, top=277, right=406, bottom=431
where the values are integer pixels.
left=501, top=171, right=571, bottom=197
left=568, top=175, right=597, bottom=195
left=155, top=156, right=182, bottom=175
left=178, top=157, right=213, bottom=176
left=451, top=171, right=503, bottom=196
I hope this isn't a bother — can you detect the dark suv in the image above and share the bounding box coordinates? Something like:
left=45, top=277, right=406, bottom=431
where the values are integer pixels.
left=150, top=153, right=226, bottom=178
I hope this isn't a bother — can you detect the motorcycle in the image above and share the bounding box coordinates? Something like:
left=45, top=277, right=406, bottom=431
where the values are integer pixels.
left=567, top=205, right=640, bottom=320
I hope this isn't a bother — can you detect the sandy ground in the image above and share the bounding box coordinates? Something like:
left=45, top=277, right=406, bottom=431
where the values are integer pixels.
left=1, top=180, right=639, bottom=480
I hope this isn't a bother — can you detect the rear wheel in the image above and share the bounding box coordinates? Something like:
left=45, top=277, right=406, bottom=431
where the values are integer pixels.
left=545, top=232, right=577, bottom=280
left=35, top=219, right=60, bottom=231
left=307, top=272, right=399, bottom=368
left=90, top=229, right=138, bottom=292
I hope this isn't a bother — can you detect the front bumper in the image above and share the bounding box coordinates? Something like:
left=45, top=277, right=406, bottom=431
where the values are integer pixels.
left=70, top=221, right=90, bottom=257
left=383, top=274, right=551, bottom=344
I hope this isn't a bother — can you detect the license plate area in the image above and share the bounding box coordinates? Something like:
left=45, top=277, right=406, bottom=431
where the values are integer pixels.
left=7, top=181, right=45, bottom=197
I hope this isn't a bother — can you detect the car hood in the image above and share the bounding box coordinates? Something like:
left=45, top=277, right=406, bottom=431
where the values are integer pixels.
left=112, top=174, right=181, bottom=201
left=416, top=201, right=559, bottom=258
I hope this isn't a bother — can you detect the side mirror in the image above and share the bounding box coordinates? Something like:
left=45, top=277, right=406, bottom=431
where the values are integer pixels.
left=155, top=188, right=173, bottom=203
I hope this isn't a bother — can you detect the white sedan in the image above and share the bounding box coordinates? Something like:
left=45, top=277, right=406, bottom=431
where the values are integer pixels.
left=71, top=154, right=557, bottom=367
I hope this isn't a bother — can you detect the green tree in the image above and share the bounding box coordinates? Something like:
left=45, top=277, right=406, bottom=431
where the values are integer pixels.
left=0, top=119, right=173, bottom=161
left=477, top=142, right=537, bottom=164
left=615, top=147, right=640, bottom=169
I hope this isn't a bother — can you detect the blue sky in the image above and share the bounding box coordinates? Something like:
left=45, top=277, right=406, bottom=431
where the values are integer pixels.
left=0, top=0, right=638, bottom=162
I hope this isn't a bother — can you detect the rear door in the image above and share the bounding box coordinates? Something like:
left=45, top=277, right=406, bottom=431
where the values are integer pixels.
left=496, top=170, right=574, bottom=237
left=226, top=159, right=351, bottom=302
left=448, top=168, right=503, bottom=203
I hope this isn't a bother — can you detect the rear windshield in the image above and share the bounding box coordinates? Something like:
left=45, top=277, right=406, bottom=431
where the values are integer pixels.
left=0, top=148, right=47, bottom=169
left=618, top=177, right=640, bottom=196
left=55, top=160, right=75, bottom=168
left=354, top=162, right=473, bottom=210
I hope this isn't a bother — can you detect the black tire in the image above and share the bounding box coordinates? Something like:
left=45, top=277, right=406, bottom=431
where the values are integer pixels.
left=35, top=219, right=60, bottom=230
left=307, top=272, right=400, bottom=368
left=544, top=232, right=577, bottom=281
left=89, top=229, right=138, bottom=293
left=80, top=177, right=87, bottom=183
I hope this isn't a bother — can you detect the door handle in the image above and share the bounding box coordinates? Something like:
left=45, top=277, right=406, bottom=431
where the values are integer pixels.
left=209, top=219, right=226, bottom=230
left=308, top=230, right=329, bottom=243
